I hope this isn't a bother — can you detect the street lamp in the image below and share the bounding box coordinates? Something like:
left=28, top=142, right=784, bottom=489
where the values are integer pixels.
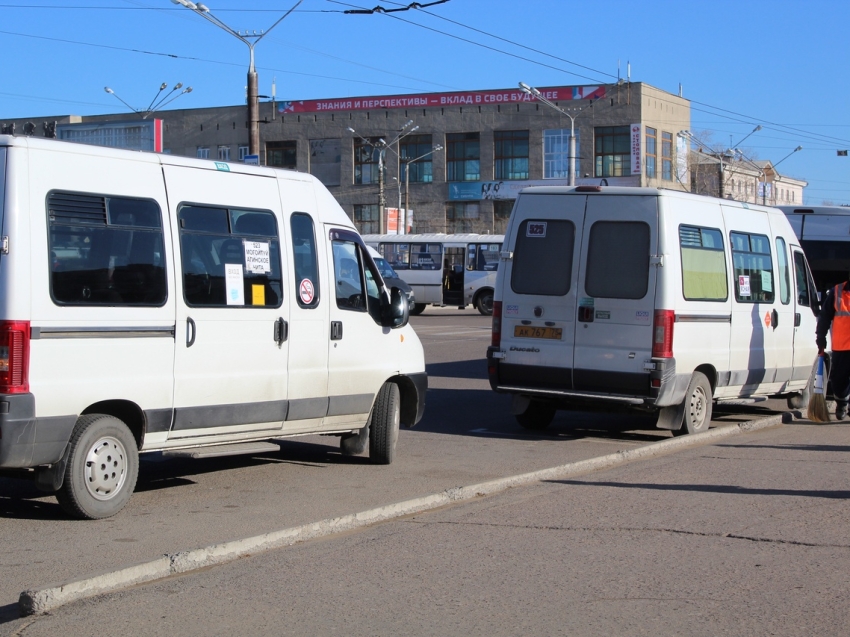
left=104, top=83, right=193, bottom=119
left=171, top=0, right=302, bottom=159
left=519, top=82, right=584, bottom=186
left=403, top=145, right=443, bottom=234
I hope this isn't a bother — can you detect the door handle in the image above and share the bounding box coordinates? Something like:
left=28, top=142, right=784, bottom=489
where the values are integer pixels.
left=274, top=317, right=288, bottom=345
left=186, top=317, right=196, bottom=348
left=795, top=312, right=801, bottom=327
left=330, top=321, right=343, bottom=341
left=771, top=309, right=779, bottom=329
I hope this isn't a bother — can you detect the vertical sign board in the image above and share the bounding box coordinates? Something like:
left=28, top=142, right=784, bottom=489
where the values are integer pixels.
left=630, top=123, right=642, bottom=178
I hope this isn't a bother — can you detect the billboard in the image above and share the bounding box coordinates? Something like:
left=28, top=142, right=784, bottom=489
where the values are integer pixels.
left=57, top=119, right=163, bottom=152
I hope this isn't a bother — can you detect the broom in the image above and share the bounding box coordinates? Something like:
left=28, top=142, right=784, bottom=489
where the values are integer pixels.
left=807, top=352, right=830, bottom=423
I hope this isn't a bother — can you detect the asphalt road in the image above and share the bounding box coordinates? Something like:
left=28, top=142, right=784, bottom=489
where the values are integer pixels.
left=0, top=307, right=793, bottom=629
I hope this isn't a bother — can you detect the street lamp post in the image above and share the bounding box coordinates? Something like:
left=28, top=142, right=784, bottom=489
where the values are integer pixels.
left=104, top=83, right=192, bottom=119
left=404, top=145, right=443, bottom=233
left=171, top=0, right=302, bottom=160
left=519, top=82, right=583, bottom=186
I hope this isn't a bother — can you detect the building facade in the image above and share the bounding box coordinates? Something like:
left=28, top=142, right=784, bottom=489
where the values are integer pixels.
left=2, top=82, right=693, bottom=234
left=689, top=151, right=807, bottom=207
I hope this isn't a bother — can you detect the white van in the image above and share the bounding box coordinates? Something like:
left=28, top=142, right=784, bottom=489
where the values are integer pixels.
left=0, top=135, right=426, bottom=519
left=362, top=233, right=503, bottom=315
left=487, top=186, right=819, bottom=435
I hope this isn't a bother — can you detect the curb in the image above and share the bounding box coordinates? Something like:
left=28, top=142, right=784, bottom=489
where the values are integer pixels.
left=19, top=414, right=784, bottom=616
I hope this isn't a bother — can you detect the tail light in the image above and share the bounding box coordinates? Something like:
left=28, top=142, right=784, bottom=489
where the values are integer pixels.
left=652, top=310, right=674, bottom=358
left=491, top=301, right=502, bottom=348
left=0, top=321, right=31, bottom=394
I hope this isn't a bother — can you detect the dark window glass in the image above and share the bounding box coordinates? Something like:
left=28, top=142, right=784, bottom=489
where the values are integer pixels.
left=585, top=221, right=649, bottom=299
left=494, top=200, right=514, bottom=235
left=409, top=243, right=442, bottom=271
left=645, top=127, right=657, bottom=179
left=467, top=243, right=501, bottom=271
left=511, top=220, right=575, bottom=296
left=178, top=205, right=283, bottom=308
left=333, top=240, right=366, bottom=312
left=679, top=225, right=727, bottom=301
left=793, top=251, right=811, bottom=307
left=267, top=140, right=297, bottom=170
left=594, top=126, right=631, bottom=177
left=730, top=231, right=774, bottom=303
left=494, top=130, right=529, bottom=180
left=48, top=191, right=167, bottom=306
left=353, top=204, right=380, bottom=234
left=447, top=132, right=480, bottom=182
left=291, top=213, right=320, bottom=308
left=400, top=134, right=435, bottom=184
left=776, top=237, right=790, bottom=304
left=354, top=137, right=382, bottom=185
left=380, top=243, right=410, bottom=270
left=662, top=131, right=673, bottom=181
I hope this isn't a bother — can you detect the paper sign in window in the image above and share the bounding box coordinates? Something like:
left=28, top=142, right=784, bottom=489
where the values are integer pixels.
left=761, top=270, right=772, bottom=293
left=738, top=275, right=751, bottom=296
left=225, top=263, right=245, bottom=305
left=244, top=241, right=271, bottom=274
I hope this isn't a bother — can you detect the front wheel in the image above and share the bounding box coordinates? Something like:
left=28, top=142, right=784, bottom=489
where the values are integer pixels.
left=476, top=290, right=494, bottom=316
left=56, top=414, right=139, bottom=519
left=369, top=383, right=401, bottom=464
left=672, top=372, right=713, bottom=436
left=409, top=303, right=426, bottom=316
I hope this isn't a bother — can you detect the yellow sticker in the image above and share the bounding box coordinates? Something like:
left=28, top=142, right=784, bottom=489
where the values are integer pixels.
left=252, top=284, right=265, bottom=306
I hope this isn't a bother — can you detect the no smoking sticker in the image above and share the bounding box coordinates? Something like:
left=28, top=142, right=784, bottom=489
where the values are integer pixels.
left=299, top=278, right=315, bottom=304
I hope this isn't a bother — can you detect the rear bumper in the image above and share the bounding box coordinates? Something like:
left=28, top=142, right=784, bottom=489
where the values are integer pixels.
left=487, top=347, right=684, bottom=408
left=0, top=394, right=76, bottom=468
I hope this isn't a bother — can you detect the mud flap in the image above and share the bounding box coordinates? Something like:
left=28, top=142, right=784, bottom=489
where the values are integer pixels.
left=655, top=402, right=686, bottom=431
left=35, top=442, right=70, bottom=492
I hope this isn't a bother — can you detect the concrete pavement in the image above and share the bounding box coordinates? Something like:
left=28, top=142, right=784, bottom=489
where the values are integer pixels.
left=6, top=415, right=849, bottom=636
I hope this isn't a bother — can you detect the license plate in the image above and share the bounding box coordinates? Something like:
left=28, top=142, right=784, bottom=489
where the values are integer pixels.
left=513, top=325, right=563, bottom=340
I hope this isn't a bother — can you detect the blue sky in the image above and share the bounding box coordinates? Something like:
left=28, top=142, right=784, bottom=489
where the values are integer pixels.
left=1, top=0, right=848, bottom=205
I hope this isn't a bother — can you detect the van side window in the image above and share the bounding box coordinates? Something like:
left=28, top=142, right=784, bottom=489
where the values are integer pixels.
left=467, top=243, right=501, bottom=271
left=511, top=219, right=575, bottom=296
left=380, top=243, right=410, bottom=270
left=291, top=213, right=320, bottom=308
left=793, top=251, right=812, bottom=308
left=48, top=191, right=167, bottom=306
left=730, top=232, right=774, bottom=303
left=679, top=225, right=727, bottom=301
left=775, top=237, right=791, bottom=305
left=409, top=243, right=442, bottom=270
left=178, top=205, right=283, bottom=308
left=333, top=240, right=365, bottom=311
left=585, top=221, right=650, bottom=299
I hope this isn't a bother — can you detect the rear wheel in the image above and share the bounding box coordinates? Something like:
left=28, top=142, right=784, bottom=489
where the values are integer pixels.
left=369, top=383, right=401, bottom=464
left=672, top=372, right=712, bottom=436
left=409, top=303, right=426, bottom=316
left=56, top=414, right=139, bottom=519
left=516, top=400, right=557, bottom=430
left=476, top=290, right=494, bottom=316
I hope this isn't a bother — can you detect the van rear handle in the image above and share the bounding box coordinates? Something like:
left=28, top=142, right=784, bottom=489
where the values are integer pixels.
left=186, top=317, right=196, bottom=348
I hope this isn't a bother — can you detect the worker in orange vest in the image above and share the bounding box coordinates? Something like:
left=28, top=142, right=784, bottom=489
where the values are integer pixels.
left=816, top=280, right=850, bottom=420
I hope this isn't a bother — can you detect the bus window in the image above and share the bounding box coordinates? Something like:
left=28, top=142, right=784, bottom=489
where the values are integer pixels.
left=380, top=243, right=410, bottom=270
left=410, top=243, right=441, bottom=270
left=467, top=243, right=501, bottom=271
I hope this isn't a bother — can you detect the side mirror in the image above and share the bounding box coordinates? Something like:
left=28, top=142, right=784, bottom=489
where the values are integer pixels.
left=381, top=286, right=409, bottom=328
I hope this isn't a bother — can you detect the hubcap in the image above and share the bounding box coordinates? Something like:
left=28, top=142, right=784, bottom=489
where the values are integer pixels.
left=690, top=387, right=707, bottom=428
left=83, top=436, right=128, bottom=501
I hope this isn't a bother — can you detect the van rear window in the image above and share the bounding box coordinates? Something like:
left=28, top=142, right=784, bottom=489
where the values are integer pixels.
left=585, top=221, right=650, bottom=299
left=511, top=219, right=575, bottom=296
left=48, top=191, right=167, bottom=306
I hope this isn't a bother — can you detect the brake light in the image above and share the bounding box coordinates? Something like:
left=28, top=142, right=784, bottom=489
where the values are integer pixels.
left=652, top=310, right=674, bottom=358
left=0, top=321, right=31, bottom=394
left=492, top=301, right=502, bottom=348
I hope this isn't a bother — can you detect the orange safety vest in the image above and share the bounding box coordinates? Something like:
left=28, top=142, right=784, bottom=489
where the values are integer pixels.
left=833, top=284, right=850, bottom=351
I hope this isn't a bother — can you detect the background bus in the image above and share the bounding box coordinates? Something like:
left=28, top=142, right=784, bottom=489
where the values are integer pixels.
left=779, top=205, right=850, bottom=295
left=362, top=233, right=504, bottom=315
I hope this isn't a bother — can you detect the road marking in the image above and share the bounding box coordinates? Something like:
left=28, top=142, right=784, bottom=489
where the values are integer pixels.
left=19, top=415, right=784, bottom=616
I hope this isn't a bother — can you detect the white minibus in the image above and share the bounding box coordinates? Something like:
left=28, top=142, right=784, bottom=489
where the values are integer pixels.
left=488, top=186, right=820, bottom=435
left=0, top=135, right=426, bottom=519
left=362, top=233, right=504, bottom=315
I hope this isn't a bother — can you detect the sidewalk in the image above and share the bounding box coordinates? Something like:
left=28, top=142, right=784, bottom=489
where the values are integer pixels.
left=7, top=418, right=850, bottom=636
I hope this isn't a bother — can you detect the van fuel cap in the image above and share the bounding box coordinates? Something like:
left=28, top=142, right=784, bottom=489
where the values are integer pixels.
left=534, top=306, right=544, bottom=317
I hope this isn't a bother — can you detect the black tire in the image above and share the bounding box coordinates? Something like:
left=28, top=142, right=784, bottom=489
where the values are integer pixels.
left=516, top=400, right=557, bottom=430
left=409, top=303, right=426, bottom=316
left=475, top=290, right=494, bottom=316
left=672, top=372, right=712, bottom=436
left=56, top=414, right=139, bottom=520
left=369, top=383, right=401, bottom=464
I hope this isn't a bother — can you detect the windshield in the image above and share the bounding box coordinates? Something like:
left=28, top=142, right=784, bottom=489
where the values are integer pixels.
left=374, top=256, right=397, bottom=279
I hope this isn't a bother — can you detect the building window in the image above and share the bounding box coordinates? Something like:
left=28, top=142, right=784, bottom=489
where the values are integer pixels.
left=217, top=145, right=231, bottom=161
left=645, top=127, right=657, bottom=179
left=662, top=132, right=673, bottom=181
left=353, top=204, right=380, bottom=234
left=446, top=132, right=480, bottom=182
left=594, top=126, right=630, bottom=177
left=309, top=138, right=341, bottom=187
left=197, top=146, right=210, bottom=159
left=267, top=140, right=296, bottom=169
left=494, top=130, right=529, bottom=180
left=238, top=146, right=249, bottom=161
left=400, top=134, right=435, bottom=184
left=354, top=137, right=382, bottom=185
left=494, top=200, right=514, bottom=235
left=543, top=129, right=581, bottom=180
left=446, top=202, right=480, bottom=233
